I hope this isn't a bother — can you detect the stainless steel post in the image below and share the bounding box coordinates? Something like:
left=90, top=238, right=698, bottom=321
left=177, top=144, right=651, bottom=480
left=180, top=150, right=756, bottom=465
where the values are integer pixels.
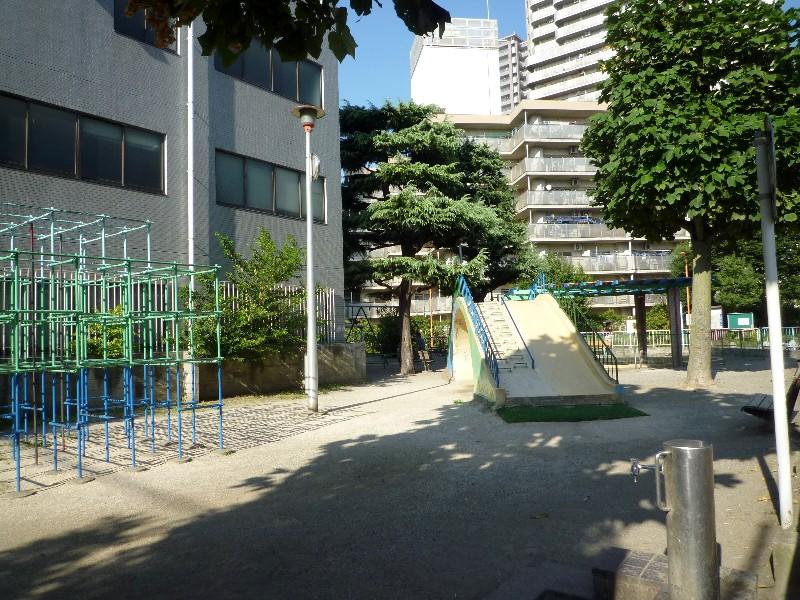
left=663, top=439, right=718, bottom=600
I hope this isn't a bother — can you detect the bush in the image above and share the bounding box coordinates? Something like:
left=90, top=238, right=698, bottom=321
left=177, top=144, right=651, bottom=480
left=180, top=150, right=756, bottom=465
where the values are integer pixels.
left=646, top=304, right=669, bottom=330
left=188, top=230, right=305, bottom=360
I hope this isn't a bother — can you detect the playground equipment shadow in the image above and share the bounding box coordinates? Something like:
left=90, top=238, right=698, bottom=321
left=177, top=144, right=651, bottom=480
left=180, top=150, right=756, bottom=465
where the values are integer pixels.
left=0, top=354, right=797, bottom=599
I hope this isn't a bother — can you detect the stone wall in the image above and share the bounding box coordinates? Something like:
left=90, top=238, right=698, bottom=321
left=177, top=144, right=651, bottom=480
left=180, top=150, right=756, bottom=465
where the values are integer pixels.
left=196, top=343, right=367, bottom=400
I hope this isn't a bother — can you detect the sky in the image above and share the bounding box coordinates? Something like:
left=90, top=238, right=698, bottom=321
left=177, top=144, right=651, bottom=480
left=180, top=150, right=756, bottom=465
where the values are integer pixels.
left=339, top=0, right=527, bottom=107
left=338, top=0, right=800, bottom=108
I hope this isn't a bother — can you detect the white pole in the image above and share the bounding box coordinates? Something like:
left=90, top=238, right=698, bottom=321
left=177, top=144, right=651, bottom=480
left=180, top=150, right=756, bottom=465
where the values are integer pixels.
left=186, top=24, right=195, bottom=268
left=305, top=127, right=318, bottom=412
left=755, top=124, right=793, bottom=530
left=761, top=198, right=793, bottom=529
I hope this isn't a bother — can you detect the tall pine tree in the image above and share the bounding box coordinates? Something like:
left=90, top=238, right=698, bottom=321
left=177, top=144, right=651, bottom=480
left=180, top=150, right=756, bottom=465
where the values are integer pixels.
left=342, top=102, right=527, bottom=374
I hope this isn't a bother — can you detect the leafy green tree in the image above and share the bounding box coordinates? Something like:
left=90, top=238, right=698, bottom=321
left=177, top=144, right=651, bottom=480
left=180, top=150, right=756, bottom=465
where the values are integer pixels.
left=190, top=229, right=305, bottom=360
left=342, top=102, right=525, bottom=374
left=514, top=251, right=591, bottom=316
left=125, top=0, right=449, bottom=62
left=646, top=304, right=670, bottom=330
left=713, top=255, right=763, bottom=312
left=582, top=0, right=800, bottom=388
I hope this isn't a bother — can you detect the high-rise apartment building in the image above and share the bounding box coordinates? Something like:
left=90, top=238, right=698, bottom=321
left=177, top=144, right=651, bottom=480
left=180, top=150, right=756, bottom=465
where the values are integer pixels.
left=411, top=18, right=503, bottom=115
left=498, top=34, right=527, bottom=113
left=446, top=101, right=687, bottom=313
left=524, top=0, right=613, bottom=101
left=0, top=0, right=345, bottom=338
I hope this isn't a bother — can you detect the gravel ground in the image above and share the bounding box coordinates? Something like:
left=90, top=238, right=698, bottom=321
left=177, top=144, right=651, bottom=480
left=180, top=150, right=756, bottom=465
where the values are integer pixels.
left=0, top=354, right=798, bottom=599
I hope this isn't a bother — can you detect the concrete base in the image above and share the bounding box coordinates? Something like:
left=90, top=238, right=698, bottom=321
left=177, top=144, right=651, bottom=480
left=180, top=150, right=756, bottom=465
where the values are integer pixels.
left=504, top=393, right=622, bottom=408
left=592, top=550, right=757, bottom=600
left=5, top=489, right=36, bottom=499
left=771, top=530, right=800, bottom=598
left=71, top=476, right=96, bottom=485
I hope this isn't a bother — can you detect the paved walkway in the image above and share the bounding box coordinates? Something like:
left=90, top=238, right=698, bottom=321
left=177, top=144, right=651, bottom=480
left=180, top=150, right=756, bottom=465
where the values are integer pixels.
left=0, top=355, right=797, bottom=599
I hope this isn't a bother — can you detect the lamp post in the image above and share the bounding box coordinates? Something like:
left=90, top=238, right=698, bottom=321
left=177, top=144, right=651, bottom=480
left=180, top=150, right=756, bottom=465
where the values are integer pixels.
left=291, top=104, right=326, bottom=412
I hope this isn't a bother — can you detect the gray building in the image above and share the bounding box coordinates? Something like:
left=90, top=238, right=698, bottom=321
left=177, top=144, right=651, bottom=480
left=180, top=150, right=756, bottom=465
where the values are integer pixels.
left=0, top=0, right=344, bottom=338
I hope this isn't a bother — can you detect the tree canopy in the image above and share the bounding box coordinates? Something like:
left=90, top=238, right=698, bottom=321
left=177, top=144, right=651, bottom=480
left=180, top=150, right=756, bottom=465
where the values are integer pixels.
left=341, top=101, right=526, bottom=373
left=126, top=0, right=450, bottom=62
left=582, top=0, right=800, bottom=387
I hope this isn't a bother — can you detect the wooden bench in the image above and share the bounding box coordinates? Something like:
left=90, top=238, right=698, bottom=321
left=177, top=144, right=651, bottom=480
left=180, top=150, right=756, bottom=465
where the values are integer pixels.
left=417, top=350, right=433, bottom=372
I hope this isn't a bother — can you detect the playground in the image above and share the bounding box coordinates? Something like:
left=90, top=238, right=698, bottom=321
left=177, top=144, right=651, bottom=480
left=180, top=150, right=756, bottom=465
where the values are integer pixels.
left=0, top=353, right=796, bottom=598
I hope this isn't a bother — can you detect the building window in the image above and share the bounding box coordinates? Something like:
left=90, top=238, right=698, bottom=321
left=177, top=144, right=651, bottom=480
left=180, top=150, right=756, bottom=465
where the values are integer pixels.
left=215, top=152, right=245, bottom=207
left=80, top=118, right=122, bottom=185
left=0, top=92, right=165, bottom=193
left=215, top=149, right=326, bottom=223
left=124, top=129, right=163, bottom=192
left=298, top=61, right=323, bottom=107
left=214, top=44, right=323, bottom=107
left=274, top=166, right=301, bottom=217
left=113, top=0, right=176, bottom=51
left=28, top=104, right=76, bottom=176
left=0, top=96, right=26, bottom=167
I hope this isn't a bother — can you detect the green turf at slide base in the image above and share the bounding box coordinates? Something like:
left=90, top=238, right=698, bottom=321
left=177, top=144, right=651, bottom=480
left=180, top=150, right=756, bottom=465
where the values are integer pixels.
left=497, top=404, right=648, bottom=423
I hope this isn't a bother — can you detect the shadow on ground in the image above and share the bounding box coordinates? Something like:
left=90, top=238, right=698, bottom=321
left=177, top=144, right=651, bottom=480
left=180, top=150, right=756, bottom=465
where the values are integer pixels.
left=0, top=356, right=795, bottom=599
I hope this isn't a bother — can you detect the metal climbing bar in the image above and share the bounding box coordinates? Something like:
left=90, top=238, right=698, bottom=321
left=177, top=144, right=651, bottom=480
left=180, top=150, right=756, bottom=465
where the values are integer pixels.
left=0, top=204, right=224, bottom=494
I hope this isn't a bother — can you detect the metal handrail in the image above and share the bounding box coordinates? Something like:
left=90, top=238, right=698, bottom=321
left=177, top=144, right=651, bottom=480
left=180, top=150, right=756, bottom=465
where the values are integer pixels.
left=499, top=296, right=534, bottom=368
left=567, top=302, right=619, bottom=383
left=455, top=276, right=500, bottom=386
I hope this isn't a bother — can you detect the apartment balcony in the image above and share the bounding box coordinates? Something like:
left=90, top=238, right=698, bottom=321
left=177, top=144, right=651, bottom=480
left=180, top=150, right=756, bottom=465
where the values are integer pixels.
left=590, top=294, right=665, bottom=308
left=528, top=49, right=614, bottom=85
left=564, top=253, right=673, bottom=274
left=555, top=0, right=615, bottom=24
left=530, top=3, right=556, bottom=24
left=503, top=123, right=587, bottom=155
left=526, top=31, right=607, bottom=68
left=529, top=222, right=629, bottom=241
left=531, top=22, right=557, bottom=42
left=469, top=135, right=510, bottom=152
left=515, top=189, right=594, bottom=211
left=346, top=297, right=453, bottom=318
left=527, top=70, right=607, bottom=100
left=368, top=246, right=402, bottom=259
left=511, top=156, right=596, bottom=182
left=555, top=12, right=606, bottom=42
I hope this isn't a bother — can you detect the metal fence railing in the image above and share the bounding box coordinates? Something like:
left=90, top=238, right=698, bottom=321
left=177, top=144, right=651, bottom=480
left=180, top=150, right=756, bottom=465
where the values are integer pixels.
left=594, top=327, right=800, bottom=352
left=455, top=276, right=499, bottom=386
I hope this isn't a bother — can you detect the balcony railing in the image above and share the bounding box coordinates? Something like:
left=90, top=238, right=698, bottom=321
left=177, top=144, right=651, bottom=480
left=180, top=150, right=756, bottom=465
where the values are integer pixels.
left=511, top=156, right=596, bottom=180
left=527, top=70, right=607, bottom=100
left=346, top=297, right=453, bottom=319
left=526, top=31, right=606, bottom=66
left=531, top=22, right=557, bottom=41
left=529, top=223, right=629, bottom=240
left=528, top=49, right=615, bottom=85
left=564, top=253, right=673, bottom=273
left=589, top=294, right=665, bottom=307
left=530, top=3, right=556, bottom=24
left=506, top=123, right=587, bottom=151
left=516, top=189, right=594, bottom=210
left=555, top=0, right=615, bottom=24
left=555, top=12, right=606, bottom=41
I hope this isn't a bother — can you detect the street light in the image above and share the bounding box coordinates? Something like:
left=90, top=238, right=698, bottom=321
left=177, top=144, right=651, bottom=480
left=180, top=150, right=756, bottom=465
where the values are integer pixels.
left=291, top=104, right=326, bottom=412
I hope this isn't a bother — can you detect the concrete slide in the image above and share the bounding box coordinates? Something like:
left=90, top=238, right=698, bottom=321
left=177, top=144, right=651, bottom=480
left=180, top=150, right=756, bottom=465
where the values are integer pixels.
left=502, top=294, right=619, bottom=404
left=450, top=294, right=619, bottom=406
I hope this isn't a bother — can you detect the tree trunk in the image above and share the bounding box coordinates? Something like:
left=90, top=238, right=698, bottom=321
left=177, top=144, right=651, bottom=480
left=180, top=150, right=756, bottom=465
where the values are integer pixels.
left=398, top=278, right=414, bottom=375
left=686, top=221, right=714, bottom=388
